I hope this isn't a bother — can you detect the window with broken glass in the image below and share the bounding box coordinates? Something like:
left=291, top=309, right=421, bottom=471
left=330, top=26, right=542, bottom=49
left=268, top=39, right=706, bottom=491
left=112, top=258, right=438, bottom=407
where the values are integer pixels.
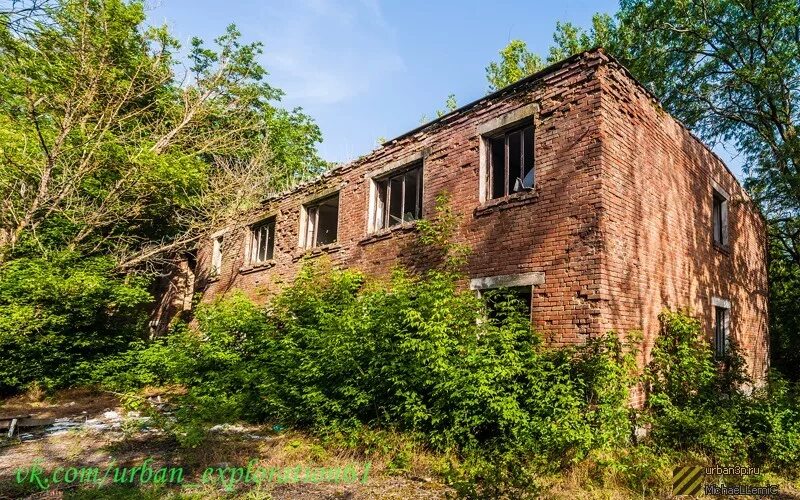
left=372, top=162, right=423, bottom=231
left=303, top=193, right=339, bottom=248
left=249, top=218, right=275, bottom=264
left=488, top=124, right=534, bottom=200
left=712, top=190, right=728, bottom=247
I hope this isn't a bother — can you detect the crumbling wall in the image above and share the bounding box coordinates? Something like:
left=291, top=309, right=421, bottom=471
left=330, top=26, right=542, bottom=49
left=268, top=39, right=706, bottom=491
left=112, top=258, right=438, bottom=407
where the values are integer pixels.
left=597, top=61, right=769, bottom=382
left=195, top=51, right=610, bottom=343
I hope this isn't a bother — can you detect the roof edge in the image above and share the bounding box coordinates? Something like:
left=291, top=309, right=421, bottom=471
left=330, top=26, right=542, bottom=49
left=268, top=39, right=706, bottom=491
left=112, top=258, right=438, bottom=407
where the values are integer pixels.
left=382, top=48, right=608, bottom=146
left=598, top=51, right=759, bottom=211
left=256, top=46, right=759, bottom=221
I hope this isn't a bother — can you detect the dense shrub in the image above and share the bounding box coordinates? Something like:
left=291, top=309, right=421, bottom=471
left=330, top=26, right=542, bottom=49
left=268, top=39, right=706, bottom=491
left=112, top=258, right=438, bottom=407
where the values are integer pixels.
left=644, top=310, right=800, bottom=469
left=88, top=196, right=800, bottom=491
left=102, top=260, right=635, bottom=460
left=769, top=249, right=800, bottom=381
left=91, top=262, right=800, bottom=493
left=0, top=252, right=151, bottom=394
left=93, top=195, right=634, bottom=461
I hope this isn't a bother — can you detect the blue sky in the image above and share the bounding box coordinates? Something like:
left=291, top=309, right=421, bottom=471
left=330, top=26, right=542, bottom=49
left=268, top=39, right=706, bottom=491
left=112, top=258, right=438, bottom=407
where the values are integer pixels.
left=145, top=0, right=745, bottom=179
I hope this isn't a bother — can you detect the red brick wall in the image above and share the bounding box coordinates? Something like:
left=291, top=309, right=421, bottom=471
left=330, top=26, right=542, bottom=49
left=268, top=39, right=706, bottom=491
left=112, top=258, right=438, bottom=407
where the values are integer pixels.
left=196, top=51, right=608, bottom=343
left=596, top=61, right=769, bottom=380
left=192, top=50, right=768, bottom=380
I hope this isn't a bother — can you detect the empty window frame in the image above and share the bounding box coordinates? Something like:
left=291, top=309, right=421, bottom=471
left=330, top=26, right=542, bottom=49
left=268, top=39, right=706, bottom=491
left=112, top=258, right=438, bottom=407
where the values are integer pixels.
left=487, top=124, right=534, bottom=200
left=714, top=305, right=729, bottom=358
left=249, top=218, right=275, bottom=264
left=210, top=234, right=223, bottom=277
left=372, top=162, right=423, bottom=231
left=302, top=193, right=339, bottom=248
left=712, top=188, right=729, bottom=247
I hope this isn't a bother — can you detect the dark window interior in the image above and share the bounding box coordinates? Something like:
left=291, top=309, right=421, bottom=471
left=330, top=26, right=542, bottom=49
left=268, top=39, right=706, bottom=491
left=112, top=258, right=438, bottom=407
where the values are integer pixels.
left=305, top=194, right=339, bottom=247
left=490, top=136, right=506, bottom=199
left=374, top=162, right=423, bottom=230
left=489, top=124, right=534, bottom=200
left=389, top=176, right=403, bottom=225
left=250, top=219, right=275, bottom=263
left=713, top=192, right=726, bottom=245
left=714, top=306, right=728, bottom=357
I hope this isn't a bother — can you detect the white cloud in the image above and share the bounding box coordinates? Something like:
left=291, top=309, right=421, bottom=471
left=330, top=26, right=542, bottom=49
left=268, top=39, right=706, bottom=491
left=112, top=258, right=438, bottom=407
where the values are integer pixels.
left=258, top=0, right=404, bottom=104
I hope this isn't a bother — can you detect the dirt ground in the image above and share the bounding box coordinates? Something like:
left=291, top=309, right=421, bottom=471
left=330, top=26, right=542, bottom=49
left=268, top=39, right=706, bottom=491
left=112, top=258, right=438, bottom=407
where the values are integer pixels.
left=0, top=389, right=452, bottom=499
left=3, top=390, right=800, bottom=499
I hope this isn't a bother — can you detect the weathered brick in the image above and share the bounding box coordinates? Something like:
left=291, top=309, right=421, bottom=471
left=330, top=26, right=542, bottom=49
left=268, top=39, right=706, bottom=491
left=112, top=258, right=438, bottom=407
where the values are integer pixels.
left=163, top=49, right=767, bottom=383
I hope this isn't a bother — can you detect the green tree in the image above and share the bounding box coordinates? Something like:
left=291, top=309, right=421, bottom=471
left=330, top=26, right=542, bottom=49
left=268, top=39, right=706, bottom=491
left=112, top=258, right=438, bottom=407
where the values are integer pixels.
left=435, top=93, right=458, bottom=118
left=604, top=0, right=800, bottom=379
left=0, top=0, right=325, bottom=392
left=547, top=14, right=616, bottom=63
left=0, top=0, right=325, bottom=269
left=768, top=244, right=800, bottom=377
left=485, top=39, right=543, bottom=92
left=543, top=1, right=800, bottom=274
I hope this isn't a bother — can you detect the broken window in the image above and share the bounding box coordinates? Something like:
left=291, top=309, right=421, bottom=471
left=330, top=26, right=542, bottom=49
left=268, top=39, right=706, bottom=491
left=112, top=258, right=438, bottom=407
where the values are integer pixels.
left=249, top=218, right=275, bottom=264
left=712, top=189, right=728, bottom=247
left=373, top=162, right=423, bottom=231
left=483, top=286, right=532, bottom=324
left=488, top=124, right=534, bottom=200
left=714, top=305, right=729, bottom=358
left=303, top=193, right=339, bottom=248
left=211, top=235, right=223, bottom=277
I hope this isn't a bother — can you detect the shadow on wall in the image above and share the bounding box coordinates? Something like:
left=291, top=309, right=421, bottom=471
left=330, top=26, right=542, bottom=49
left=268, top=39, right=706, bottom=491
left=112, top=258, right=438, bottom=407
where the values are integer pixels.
left=599, top=69, right=768, bottom=381
left=468, top=82, right=603, bottom=346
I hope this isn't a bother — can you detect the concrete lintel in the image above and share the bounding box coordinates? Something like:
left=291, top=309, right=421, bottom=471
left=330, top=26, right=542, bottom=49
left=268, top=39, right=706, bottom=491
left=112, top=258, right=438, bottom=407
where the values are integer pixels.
left=247, top=212, right=278, bottom=227
left=712, top=296, right=731, bottom=309
left=210, top=227, right=227, bottom=239
left=711, top=179, right=730, bottom=201
left=469, top=272, right=545, bottom=290
left=477, top=103, right=539, bottom=136
left=365, top=150, right=426, bottom=180
left=301, top=185, right=341, bottom=206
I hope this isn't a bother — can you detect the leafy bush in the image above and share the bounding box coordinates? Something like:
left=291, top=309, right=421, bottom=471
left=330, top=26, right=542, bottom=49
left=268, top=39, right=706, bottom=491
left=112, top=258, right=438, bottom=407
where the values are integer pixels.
left=103, top=259, right=635, bottom=459
left=247, top=263, right=634, bottom=458
left=644, top=309, right=800, bottom=469
left=91, top=195, right=639, bottom=488
left=90, top=264, right=800, bottom=491
left=0, top=251, right=151, bottom=394
left=87, top=337, right=183, bottom=392
left=87, top=195, right=800, bottom=491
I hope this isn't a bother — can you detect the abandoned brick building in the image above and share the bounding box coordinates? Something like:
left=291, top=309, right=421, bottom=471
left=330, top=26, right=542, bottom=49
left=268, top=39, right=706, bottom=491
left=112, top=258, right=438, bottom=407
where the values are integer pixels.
left=158, top=49, right=769, bottom=380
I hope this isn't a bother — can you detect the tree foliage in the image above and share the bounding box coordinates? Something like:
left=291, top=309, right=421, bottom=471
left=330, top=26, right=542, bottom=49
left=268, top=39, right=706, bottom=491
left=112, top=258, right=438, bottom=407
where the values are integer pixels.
left=0, top=0, right=325, bottom=392
left=485, top=39, right=543, bottom=92
left=645, top=310, right=800, bottom=467
left=604, top=0, right=800, bottom=379
left=0, top=252, right=151, bottom=394
left=0, top=0, right=325, bottom=269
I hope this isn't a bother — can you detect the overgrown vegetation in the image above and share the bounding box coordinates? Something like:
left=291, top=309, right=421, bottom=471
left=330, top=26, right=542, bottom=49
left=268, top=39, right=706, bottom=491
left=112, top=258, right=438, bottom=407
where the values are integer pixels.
left=0, top=0, right=325, bottom=394
left=84, top=198, right=800, bottom=496
left=0, top=252, right=151, bottom=394
left=1, top=0, right=799, bottom=497
left=88, top=283, right=800, bottom=495
left=645, top=311, right=800, bottom=469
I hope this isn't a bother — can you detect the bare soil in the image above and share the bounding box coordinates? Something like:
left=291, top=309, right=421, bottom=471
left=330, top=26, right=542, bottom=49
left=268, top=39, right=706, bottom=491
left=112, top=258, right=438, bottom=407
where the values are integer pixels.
left=0, top=390, right=452, bottom=499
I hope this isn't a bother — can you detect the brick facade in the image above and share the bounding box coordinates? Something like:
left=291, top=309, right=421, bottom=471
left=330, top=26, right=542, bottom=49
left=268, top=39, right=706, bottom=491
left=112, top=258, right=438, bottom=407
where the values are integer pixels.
left=181, top=49, right=768, bottom=380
